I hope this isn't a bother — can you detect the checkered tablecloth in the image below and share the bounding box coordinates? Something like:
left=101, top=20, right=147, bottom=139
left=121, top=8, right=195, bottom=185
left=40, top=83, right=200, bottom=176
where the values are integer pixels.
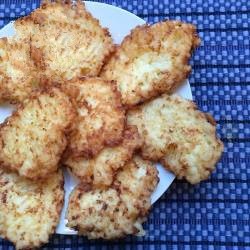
left=0, top=0, right=249, bottom=249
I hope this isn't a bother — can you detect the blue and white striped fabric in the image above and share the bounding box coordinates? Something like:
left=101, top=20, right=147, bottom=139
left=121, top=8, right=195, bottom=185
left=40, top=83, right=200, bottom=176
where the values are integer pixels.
left=0, top=0, right=249, bottom=249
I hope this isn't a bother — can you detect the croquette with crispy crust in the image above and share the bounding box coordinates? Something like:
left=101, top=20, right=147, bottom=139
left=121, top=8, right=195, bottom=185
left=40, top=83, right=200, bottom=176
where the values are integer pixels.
left=62, top=77, right=125, bottom=158
left=101, top=20, right=200, bottom=107
left=15, top=0, right=114, bottom=82
left=0, top=38, right=39, bottom=104
left=67, top=188, right=141, bottom=239
left=0, top=87, right=75, bottom=180
left=127, top=94, right=224, bottom=184
left=65, top=125, right=143, bottom=187
left=0, top=169, right=64, bottom=250
left=66, top=156, right=158, bottom=239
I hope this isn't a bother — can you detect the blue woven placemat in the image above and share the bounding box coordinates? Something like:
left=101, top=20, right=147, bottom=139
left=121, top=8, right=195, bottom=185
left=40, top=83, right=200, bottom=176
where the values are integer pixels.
left=0, top=0, right=249, bottom=249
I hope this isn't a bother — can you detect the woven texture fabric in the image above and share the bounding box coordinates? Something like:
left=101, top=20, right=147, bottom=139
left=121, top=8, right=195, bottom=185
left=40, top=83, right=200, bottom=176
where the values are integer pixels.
left=0, top=0, right=249, bottom=249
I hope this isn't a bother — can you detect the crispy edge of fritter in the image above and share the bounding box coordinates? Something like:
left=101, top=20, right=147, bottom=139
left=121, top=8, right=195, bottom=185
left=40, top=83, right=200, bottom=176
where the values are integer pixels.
left=0, top=87, right=76, bottom=180
left=62, top=77, right=125, bottom=159
left=65, top=125, right=143, bottom=188
left=160, top=111, right=224, bottom=184
left=128, top=94, right=224, bottom=184
left=66, top=156, right=159, bottom=239
left=0, top=169, right=64, bottom=250
left=26, top=0, right=114, bottom=79
left=101, top=20, right=200, bottom=107
left=66, top=186, right=133, bottom=239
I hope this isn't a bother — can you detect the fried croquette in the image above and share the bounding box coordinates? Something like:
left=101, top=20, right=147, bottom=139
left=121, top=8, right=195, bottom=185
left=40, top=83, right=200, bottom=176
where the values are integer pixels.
left=0, top=169, right=64, bottom=250
left=65, top=126, right=142, bottom=187
left=0, top=38, right=39, bottom=104
left=0, top=87, right=75, bottom=180
left=66, top=156, right=158, bottom=239
left=62, top=77, right=125, bottom=158
left=127, top=94, right=224, bottom=184
left=101, top=20, right=200, bottom=107
left=67, top=188, right=140, bottom=239
left=15, top=0, right=114, bottom=83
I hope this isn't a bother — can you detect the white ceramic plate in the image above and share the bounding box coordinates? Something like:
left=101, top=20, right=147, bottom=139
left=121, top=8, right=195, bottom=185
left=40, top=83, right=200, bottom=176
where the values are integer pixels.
left=0, top=1, right=192, bottom=235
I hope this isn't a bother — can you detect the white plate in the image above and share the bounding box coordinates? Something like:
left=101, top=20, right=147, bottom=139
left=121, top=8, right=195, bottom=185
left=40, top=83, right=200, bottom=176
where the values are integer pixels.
left=0, top=1, right=192, bottom=235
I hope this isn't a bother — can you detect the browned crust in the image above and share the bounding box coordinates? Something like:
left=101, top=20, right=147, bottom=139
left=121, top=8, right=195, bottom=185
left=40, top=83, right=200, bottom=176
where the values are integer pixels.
left=160, top=104, right=224, bottom=184
left=0, top=86, right=75, bottom=132
left=66, top=156, right=158, bottom=239
left=29, top=0, right=114, bottom=80
left=0, top=169, right=64, bottom=249
left=64, top=125, right=143, bottom=188
left=62, top=77, right=125, bottom=159
left=128, top=94, right=223, bottom=184
left=0, top=87, right=76, bottom=180
left=101, top=20, right=200, bottom=107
